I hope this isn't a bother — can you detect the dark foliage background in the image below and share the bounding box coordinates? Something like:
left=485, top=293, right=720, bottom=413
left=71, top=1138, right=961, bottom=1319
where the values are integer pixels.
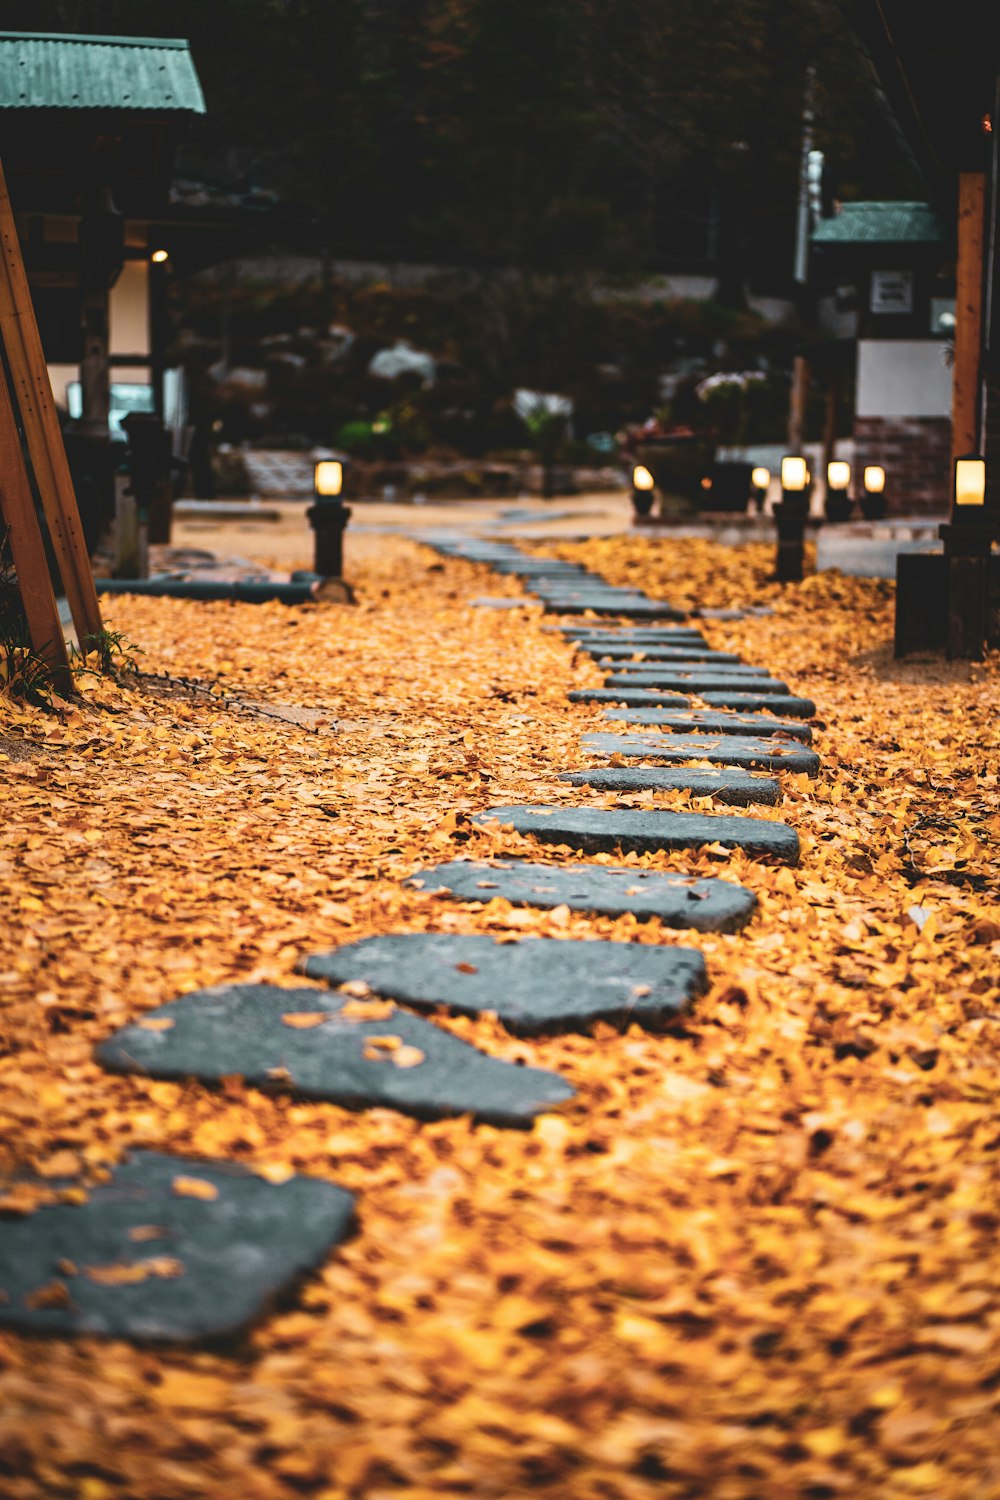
left=2, top=0, right=919, bottom=279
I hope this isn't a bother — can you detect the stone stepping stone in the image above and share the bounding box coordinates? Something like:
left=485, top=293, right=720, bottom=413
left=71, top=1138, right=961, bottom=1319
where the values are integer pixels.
left=0, top=1150, right=355, bottom=1343
left=97, top=985, right=573, bottom=1128
left=557, top=627, right=704, bottom=644
left=700, top=691, right=815, bottom=718
left=475, top=804, right=800, bottom=863
left=582, top=731, right=821, bottom=776
left=559, top=765, right=781, bottom=806
left=303, top=934, right=706, bottom=1035
left=542, top=597, right=687, bottom=620
left=570, top=687, right=692, bottom=707
left=605, top=670, right=790, bottom=693
left=694, top=605, right=774, bottom=619
left=602, top=707, right=813, bottom=742
left=607, top=662, right=776, bottom=678
left=586, top=644, right=742, bottom=662
left=602, top=708, right=813, bottom=742
left=407, top=858, right=756, bottom=933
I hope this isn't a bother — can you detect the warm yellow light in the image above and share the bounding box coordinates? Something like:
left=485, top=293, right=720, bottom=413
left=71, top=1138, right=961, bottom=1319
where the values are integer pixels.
left=827, top=460, right=851, bottom=491
left=863, top=465, right=886, bottom=494
left=151, top=248, right=169, bottom=264
left=781, top=455, right=808, bottom=491
left=314, top=460, right=343, bottom=497
left=955, top=455, right=986, bottom=506
left=751, top=466, right=770, bottom=489
left=632, top=465, right=655, bottom=491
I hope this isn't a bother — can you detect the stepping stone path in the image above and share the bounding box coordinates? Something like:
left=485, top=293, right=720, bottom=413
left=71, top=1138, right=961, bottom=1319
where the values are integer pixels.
left=699, top=691, right=815, bottom=718
left=303, top=934, right=707, bottom=1035
left=583, top=730, right=821, bottom=775
left=560, top=764, right=780, bottom=804
left=571, top=687, right=692, bottom=707
left=98, top=985, right=574, bottom=1128
left=0, top=1151, right=355, bottom=1342
left=602, top=707, right=813, bottom=742
left=604, top=671, right=791, bottom=694
left=475, top=805, right=800, bottom=863
left=408, top=858, right=757, bottom=933
left=3, top=536, right=823, bottom=1347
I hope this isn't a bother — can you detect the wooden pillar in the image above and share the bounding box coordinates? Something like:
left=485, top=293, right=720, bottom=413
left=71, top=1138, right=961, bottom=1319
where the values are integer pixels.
left=951, top=173, right=986, bottom=475
left=788, top=355, right=810, bottom=453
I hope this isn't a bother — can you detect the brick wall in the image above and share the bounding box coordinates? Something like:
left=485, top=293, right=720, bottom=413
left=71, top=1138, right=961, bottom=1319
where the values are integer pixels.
left=852, top=415, right=951, bottom=515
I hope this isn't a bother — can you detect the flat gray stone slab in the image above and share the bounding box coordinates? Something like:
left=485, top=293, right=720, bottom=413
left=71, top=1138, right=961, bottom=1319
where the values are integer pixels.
left=700, top=691, right=815, bottom=718
left=543, top=597, right=687, bottom=620
left=602, top=708, right=813, bottom=742
left=606, top=671, right=791, bottom=694
left=583, top=731, right=820, bottom=775
left=304, top=934, right=707, bottom=1035
left=407, top=858, right=756, bottom=933
left=570, top=688, right=692, bottom=707
left=0, top=1151, right=354, bottom=1343
left=586, top=645, right=742, bottom=662
left=476, top=804, right=800, bottom=863
left=558, top=628, right=704, bottom=644
left=97, top=985, right=572, bottom=1128
left=559, top=766, right=781, bottom=805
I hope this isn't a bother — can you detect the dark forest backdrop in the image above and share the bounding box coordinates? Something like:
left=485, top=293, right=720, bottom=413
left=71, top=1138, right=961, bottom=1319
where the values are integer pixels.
left=3, top=0, right=918, bottom=279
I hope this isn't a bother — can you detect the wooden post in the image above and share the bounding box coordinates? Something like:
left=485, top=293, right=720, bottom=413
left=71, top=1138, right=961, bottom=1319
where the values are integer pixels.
left=0, top=157, right=103, bottom=645
left=788, top=354, right=810, bottom=453
left=0, top=364, right=71, bottom=687
left=951, top=173, right=985, bottom=474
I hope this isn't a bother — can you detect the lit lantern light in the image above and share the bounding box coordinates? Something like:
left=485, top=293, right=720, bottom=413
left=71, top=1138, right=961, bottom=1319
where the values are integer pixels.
left=632, top=465, right=655, bottom=491
left=700, top=476, right=713, bottom=490
left=781, top=455, right=808, bottom=491
left=751, top=466, right=770, bottom=490
left=954, top=454, right=986, bottom=507
left=863, top=465, right=886, bottom=494
left=314, top=460, right=343, bottom=498
left=150, top=248, right=169, bottom=264
left=827, top=460, right=851, bottom=491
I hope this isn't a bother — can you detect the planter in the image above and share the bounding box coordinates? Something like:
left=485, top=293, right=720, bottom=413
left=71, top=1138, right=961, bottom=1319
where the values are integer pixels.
left=704, top=460, right=753, bottom=513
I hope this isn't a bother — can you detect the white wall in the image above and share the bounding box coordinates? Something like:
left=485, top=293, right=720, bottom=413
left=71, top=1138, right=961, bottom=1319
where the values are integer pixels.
left=856, top=340, right=952, bottom=418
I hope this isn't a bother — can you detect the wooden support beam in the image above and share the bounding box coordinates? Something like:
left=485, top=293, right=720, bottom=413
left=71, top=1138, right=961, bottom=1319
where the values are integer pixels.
left=0, top=365, right=71, bottom=687
left=951, top=172, right=986, bottom=473
left=0, top=156, right=103, bottom=646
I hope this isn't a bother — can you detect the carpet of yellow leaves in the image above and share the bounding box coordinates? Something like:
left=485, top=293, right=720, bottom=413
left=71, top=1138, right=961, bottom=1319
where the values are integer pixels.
left=0, top=532, right=998, bottom=1500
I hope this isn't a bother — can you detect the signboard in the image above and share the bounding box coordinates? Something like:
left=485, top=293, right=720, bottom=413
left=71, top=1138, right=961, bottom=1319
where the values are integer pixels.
left=871, top=269, right=914, bottom=315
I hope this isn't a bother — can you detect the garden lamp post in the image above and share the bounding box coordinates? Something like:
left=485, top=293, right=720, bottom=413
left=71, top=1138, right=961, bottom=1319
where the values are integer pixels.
left=861, top=464, right=886, bottom=520
left=773, top=455, right=810, bottom=582
left=307, top=457, right=351, bottom=578
left=825, top=460, right=852, bottom=522
left=632, top=463, right=656, bottom=520
left=940, top=454, right=992, bottom=659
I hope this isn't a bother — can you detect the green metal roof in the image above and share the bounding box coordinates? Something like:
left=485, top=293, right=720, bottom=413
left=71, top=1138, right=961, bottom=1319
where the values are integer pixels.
left=812, top=201, right=947, bottom=246
left=0, top=32, right=205, bottom=114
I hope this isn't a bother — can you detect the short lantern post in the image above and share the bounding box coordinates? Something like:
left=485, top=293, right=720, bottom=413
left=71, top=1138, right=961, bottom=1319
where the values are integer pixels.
left=824, top=460, right=852, bottom=522
left=631, top=463, right=656, bottom=520
left=307, top=458, right=351, bottom=579
left=773, top=455, right=810, bottom=582
left=940, top=453, right=991, bottom=659
left=860, top=464, right=887, bottom=520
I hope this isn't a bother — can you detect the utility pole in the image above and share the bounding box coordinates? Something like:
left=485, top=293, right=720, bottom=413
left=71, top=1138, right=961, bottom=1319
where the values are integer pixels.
left=789, top=66, right=816, bottom=455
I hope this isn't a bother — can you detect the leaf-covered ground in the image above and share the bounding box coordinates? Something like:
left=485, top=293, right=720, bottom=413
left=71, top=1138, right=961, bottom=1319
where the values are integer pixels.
left=0, top=533, right=998, bottom=1500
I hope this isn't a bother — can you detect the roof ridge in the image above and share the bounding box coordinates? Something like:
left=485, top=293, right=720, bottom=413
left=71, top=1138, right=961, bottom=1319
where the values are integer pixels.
left=0, top=33, right=189, bottom=49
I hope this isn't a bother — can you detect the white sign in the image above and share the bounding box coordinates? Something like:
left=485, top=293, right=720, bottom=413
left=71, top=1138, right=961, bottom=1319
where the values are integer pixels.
left=871, top=269, right=914, bottom=315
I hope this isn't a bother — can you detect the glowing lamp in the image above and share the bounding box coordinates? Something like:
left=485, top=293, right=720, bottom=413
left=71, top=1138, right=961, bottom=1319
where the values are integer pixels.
left=863, top=465, right=886, bottom=494
left=827, top=461, right=851, bottom=491
left=150, top=249, right=169, bottom=264
left=632, top=465, right=655, bottom=491
left=954, top=454, right=986, bottom=507
left=781, top=456, right=808, bottom=491
left=700, top=476, right=713, bottom=490
left=314, top=460, right=343, bottom=498
left=751, top=466, right=770, bottom=490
